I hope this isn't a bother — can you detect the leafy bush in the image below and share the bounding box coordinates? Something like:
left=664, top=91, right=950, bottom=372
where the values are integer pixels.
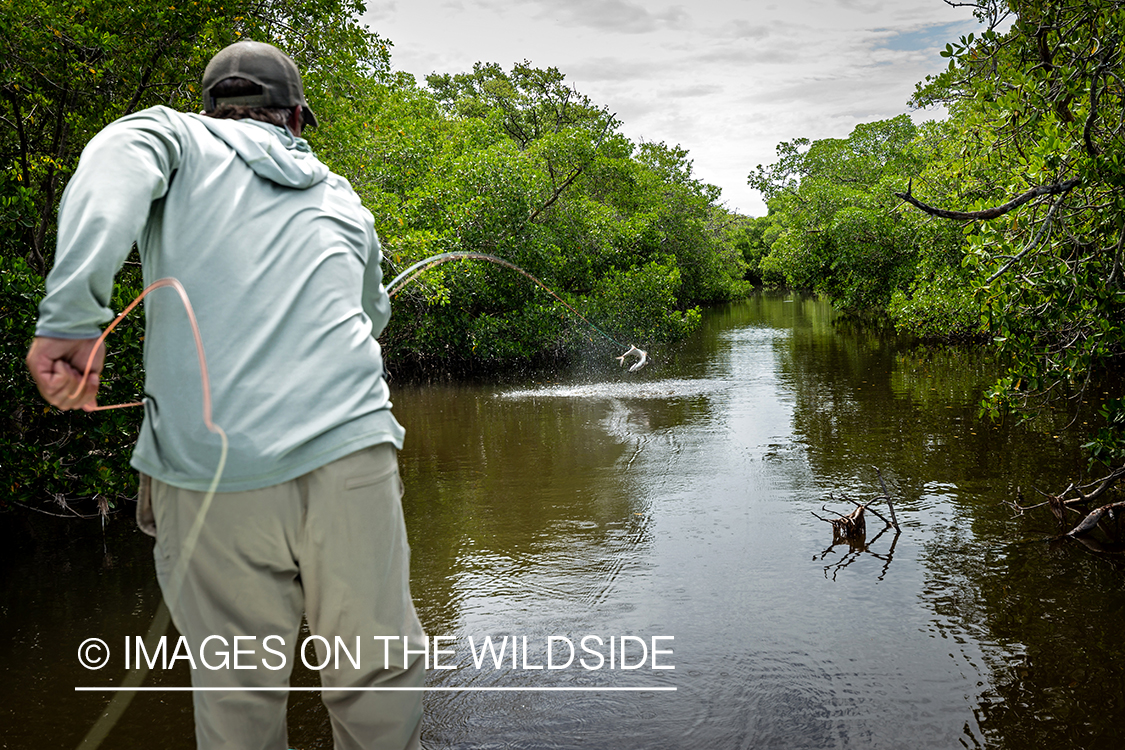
left=1, top=256, right=145, bottom=513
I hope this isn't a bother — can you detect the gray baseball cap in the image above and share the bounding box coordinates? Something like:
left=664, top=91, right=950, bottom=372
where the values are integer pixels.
left=202, top=40, right=318, bottom=127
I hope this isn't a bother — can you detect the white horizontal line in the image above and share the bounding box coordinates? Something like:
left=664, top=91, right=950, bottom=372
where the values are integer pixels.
left=75, top=686, right=675, bottom=692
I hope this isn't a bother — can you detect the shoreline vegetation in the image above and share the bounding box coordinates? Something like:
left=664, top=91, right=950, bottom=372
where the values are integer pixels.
left=2, top=0, right=1122, bottom=522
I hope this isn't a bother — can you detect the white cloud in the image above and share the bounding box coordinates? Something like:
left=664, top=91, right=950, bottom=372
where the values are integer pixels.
left=661, top=84, right=724, bottom=99
left=510, top=0, right=692, bottom=34
left=719, top=20, right=772, bottom=41
left=359, top=0, right=986, bottom=215
left=834, top=0, right=888, bottom=14
left=565, top=57, right=671, bottom=82
left=364, top=1, right=397, bottom=22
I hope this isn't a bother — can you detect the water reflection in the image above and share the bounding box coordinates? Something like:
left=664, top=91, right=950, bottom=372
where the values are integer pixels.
left=769, top=294, right=1125, bottom=750
left=815, top=520, right=902, bottom=582
left=393, top=293, right=990, bottom=748
left=6, top=291, right=1125, bottom=748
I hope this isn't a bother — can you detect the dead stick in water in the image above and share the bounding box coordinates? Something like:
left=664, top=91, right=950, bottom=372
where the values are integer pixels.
left=875, top=467, right=900, bottom=530
left=814, top=501, right=867, bottom=543
left=1065, top=500, right=1125, bottom=538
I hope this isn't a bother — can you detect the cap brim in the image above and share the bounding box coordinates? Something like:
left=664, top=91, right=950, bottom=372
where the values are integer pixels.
left=301, top=105, right=318, bottom=128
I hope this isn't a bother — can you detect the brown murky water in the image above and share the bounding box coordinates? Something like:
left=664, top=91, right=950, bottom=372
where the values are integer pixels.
left=4, top=292, right=1124, bottom=749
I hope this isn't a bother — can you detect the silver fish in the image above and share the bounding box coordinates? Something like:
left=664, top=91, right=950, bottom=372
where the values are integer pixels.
left=616, top=345, right=648, bottom=372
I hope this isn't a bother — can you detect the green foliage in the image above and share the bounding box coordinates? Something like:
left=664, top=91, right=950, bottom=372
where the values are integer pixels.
left=631, top=141, right=749, bottom=303
left=1082, top=397, right=1125, bottom=470
left=886, top=262, right=979, bottom=341
left=749, top=0, right=1125, bottom=474
left=1, top=255, right=145, bottom=511
left=315, top=64, right=745, bottom=373
left=426, top=61, right=614, bottom=149
left=748, top=115, right=967, bottom=314
left=726, top=214, right=783, bottom=285
left=587, top=260, right=701, bottom=345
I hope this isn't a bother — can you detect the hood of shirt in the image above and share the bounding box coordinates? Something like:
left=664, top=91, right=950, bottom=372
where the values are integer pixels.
left=190, top=114, right=329, bottom=189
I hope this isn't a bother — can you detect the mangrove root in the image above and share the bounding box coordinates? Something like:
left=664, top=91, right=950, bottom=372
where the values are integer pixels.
left=813, top=502, right=867, bottom=544
left=813, top=468, right=901, bottom=545
left=814, top=474, right=904, bottom=580
left=1005, top=464, right=1125, bottom=548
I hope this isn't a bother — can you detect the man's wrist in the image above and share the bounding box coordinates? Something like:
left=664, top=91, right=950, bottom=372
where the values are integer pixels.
left=34, top=328, right=103, bottom=340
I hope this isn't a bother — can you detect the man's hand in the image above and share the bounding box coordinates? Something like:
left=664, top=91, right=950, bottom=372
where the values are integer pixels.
left=26, top=336, right=106, bottom=411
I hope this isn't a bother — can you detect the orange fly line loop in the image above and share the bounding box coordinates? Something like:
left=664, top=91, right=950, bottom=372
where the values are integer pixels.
left=69, top=278, right=227, bottom=750
left=68, top=277, right=216, bottom=429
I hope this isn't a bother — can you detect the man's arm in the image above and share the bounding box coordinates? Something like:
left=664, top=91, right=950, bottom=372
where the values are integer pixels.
left=35, top=107, right=183, bottom=339
left=28, top=107, right=184, bottom=409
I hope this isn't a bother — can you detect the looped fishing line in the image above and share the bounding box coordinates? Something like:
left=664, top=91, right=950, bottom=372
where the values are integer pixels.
left=69, top=278, right=227, bottom=750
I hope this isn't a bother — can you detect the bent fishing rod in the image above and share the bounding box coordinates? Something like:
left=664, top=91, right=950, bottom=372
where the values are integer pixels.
left=386, top=251, right=647, bottom=369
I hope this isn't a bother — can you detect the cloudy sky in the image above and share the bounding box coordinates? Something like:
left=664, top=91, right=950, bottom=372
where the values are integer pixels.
left=360, top=0, right=985, bottom=216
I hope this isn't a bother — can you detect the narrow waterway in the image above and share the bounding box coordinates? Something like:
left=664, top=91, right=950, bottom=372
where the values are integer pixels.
left=3, top=292, right=1124, bottom=748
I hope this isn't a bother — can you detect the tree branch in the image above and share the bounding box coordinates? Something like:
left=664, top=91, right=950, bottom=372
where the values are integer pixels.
left=985, top=198, right=1061, bottom=282
left=894, top=177, right=1081, bottom=220
left=1083, top=64, right=1103, bottom=159
left=875, top=467, right=899, bottom=530
left=34, top=82, right=73, bottom=265
left=122, top=47, right=165, bottom=117
left=3, top=89, right=31, bottom=187
left=1065, top=500, right=1125, bottom=538
left=526, top=165, right=583, bottom=224
left=525, top=113, right=616, bottom=225
left=1109, top=218, right=1124, bottom=289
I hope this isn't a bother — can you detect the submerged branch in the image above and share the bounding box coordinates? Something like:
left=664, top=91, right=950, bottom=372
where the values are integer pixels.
left=1066, top=500, right=1125, bottom=538
left=815, top=473, right=904, bottom=550
left=875, top=467, right=900, bottom=530
left=1009, top=466, right=1125, bottom=544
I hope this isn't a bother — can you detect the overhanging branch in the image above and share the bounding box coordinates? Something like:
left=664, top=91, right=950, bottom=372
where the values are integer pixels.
left=894, top=178, right=1081, bottom=220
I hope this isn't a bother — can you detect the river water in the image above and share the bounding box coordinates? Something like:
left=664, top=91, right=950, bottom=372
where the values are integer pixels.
left=4, top=292, right=1124, bottom=748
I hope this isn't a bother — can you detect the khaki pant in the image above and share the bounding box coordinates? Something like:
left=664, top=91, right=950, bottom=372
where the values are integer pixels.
left=148, top=443, right=425, bottom=750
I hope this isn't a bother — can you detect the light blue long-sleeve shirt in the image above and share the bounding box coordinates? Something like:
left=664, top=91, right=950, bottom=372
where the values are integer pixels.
left=36, top=106, right=404, bottom=491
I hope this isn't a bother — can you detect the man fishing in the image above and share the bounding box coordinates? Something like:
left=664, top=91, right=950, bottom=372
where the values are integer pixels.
left=25, top=40, right=425, bottom=750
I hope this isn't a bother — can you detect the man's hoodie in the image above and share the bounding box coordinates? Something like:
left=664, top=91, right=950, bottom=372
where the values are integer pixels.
left=37, top=106, right=404, bottom=491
